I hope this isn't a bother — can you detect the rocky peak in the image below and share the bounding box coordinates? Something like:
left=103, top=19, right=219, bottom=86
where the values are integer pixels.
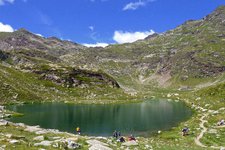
left=203, top=5, right=225, bottom=23
left=144, top=33, right=158, bottom=40
left=0, top=28, right=86, bottom=56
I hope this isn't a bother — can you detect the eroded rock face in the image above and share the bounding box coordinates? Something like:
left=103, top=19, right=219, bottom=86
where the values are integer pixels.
left=33, top=67, right=120, bottom=89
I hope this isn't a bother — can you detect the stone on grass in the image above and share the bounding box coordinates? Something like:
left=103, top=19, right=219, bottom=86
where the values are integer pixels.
left=33, top=135, right=44, bottom=141
left=89, top=144, right=112, bottom=150
left=9, top=140, right=19, bottom=144
left=15, top=123, right=26, bottom=128
left=34, top=140, right=52, bottom=147
left=67, top=140, right=80, bottom=149
left=35, top=130, right=48, bottom=135
left=52, top=143, right=59, bottom=148
left=52, top=137, right=61, bottom=140
left=25, top=126, right=41, bottom=132
left=87, top=140, right=108, bottom=146
left=87, top=140, right=111, bottom=150
left=213, top=111, right=219, bottom=115
left=122, top=141, right=138, bottom=146
left=66, top=137, right=78, bottom=142
left=5, top=134, right=12, bottom=138
left=0, top=120, right=8, bottom=126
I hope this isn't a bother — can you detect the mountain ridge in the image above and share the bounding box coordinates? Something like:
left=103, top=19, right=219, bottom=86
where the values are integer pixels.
left=0, top=5, right=225, bottom=102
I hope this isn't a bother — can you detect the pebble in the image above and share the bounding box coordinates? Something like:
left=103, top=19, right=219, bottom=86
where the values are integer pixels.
left=9, top=140, right=19, bottom=144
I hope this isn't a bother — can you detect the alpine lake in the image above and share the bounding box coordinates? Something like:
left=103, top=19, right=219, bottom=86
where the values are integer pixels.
left=7, top=99, right=192, bottom=137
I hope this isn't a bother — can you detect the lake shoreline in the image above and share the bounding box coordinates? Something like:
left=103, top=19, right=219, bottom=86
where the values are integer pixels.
left=6, top=99, right=192, bottom=137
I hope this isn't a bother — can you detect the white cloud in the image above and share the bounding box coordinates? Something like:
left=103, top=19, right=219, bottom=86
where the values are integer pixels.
left=123, top=0, right=155, bottom=11
left=83, top=42, right=109, bottom=48
left=113, top=30, right=155, bottom=44
left=0, top=0, right=15, bottom=5
left=35, top=33, right=43, bottom=37
left=0, top=22, right=14, bottom=32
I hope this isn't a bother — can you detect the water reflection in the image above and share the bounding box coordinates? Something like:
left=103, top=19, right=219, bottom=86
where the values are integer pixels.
left=8, top=100, right=192, bottom=136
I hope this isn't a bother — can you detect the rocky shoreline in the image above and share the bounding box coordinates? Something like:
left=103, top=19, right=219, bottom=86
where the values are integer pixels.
left=0, top=105, right=150, bottom=150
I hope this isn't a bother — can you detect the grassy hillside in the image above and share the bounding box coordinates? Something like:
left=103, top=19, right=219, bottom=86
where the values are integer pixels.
left=0, top=63, right=133, bottom=104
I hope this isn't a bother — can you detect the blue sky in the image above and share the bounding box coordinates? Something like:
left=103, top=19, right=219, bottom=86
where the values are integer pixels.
left=0, top=0, right=224, bottom=46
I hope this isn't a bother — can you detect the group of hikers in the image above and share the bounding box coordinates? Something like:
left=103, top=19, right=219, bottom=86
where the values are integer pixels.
left=113, top=130, right=136, bottom=143
left=75, top=127, right=136, bottom=142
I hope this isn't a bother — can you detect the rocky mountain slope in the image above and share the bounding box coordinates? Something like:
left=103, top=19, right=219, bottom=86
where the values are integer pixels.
left=62, top=5, right=225, bottom=93
left=0, top=6, right=225, bottom=103
left=0, top=30, right=127, bottom=103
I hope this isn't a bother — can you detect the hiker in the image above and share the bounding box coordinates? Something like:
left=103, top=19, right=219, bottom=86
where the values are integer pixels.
left=76, top=127, right=81, bottom=135
left=217, top=119, right=224, bottom=126
left=113, top=130, right=118, bottom=138
left=119, top=136, right=125, bottom=142
left=118, top=131, right=121, bottom=137
left=128, top=134, right=136, bottom=141
left=182, top=127, right=189, bottom=136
